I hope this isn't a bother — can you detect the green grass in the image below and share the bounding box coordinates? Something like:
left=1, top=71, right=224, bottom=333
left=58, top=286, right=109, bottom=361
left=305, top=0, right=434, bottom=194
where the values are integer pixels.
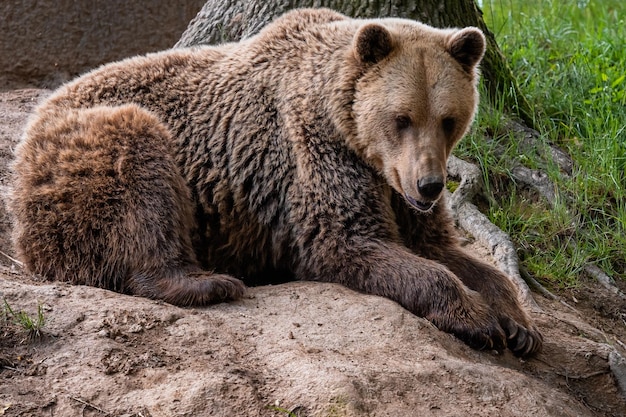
left=459, top=0, right=625, bottom=288
left=3, top=298, right=46, bottom=339
left=266, top=405, right=302, bottom=417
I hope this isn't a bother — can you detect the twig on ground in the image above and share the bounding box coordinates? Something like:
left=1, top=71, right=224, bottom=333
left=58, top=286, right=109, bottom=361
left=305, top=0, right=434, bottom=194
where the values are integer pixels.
left=69, top=396, right=110, bottom=415
left=519, top=266, right=557, bottom=300
left=0, top=250, right=23, bottom=268
left=554, top=369, right=610, bottom=380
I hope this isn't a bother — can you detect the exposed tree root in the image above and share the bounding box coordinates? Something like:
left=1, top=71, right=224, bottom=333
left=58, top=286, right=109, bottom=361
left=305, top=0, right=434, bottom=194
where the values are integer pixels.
left=609, top=350, right=626, bottom=400
left=510, top=164, right=559, bottom=206
left=448, top=125, right=626, bottom=399
left=585, top=264, right=625, bottom=299
left=502, top=118, right=574, bottom=176
left=450, top=113, right=621, bottom=301
left=496, top=118, right=622, bottom=296
left=446, top=155, right=540, bottom=310
left=448, top=129, right=622, bottom=305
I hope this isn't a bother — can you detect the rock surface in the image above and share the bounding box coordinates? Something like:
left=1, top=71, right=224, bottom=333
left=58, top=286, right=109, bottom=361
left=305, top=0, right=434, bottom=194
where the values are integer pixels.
left=0, top=269, right=619, bottom=417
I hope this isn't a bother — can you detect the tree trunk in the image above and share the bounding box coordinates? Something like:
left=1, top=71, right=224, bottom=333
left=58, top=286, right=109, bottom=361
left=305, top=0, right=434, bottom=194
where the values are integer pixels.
left=176, top=0, right=533, bottom=125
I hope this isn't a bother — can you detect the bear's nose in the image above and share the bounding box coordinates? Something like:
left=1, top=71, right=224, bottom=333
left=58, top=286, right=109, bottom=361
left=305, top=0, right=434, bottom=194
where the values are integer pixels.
left=417, top=175, right=444, bottom=200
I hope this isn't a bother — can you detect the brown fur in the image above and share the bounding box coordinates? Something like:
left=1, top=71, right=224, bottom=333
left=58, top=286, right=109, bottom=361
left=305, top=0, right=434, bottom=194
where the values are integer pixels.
left=9, top=8, right=541, bottom=356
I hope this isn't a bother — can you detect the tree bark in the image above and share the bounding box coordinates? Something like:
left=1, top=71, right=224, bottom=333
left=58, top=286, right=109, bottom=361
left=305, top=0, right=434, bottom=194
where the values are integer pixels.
left=175, top=0, right=533, bottom=125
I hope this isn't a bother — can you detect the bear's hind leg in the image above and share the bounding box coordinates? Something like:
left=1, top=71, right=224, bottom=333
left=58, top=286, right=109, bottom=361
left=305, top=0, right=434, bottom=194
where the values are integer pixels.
left=11, top=103, right=245, bottom=306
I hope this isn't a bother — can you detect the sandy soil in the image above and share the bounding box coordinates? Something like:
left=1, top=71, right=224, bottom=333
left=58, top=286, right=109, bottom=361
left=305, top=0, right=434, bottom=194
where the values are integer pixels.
left=1, top=88, right=625, bottom=417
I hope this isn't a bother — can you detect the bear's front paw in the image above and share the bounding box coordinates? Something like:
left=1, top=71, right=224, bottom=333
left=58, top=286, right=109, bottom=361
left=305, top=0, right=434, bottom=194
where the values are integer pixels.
left=428, top=297, right=506, bottom=352
left=445, top=315, right=506, bottom=353
left=500, top=316, right=543, bottom=358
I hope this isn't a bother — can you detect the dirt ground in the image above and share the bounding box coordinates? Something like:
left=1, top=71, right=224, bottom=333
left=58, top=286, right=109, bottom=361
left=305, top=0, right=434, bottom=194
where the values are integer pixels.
left=1, top=88, right=626, bottom=416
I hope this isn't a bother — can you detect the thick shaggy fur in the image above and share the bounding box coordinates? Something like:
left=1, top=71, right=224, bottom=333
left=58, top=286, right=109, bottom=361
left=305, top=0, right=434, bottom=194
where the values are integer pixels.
left=9, top=9, right=541, bottom=356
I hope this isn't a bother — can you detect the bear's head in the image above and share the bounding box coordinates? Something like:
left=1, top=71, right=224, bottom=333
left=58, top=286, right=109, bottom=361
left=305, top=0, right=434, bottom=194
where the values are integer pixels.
left=350, top=20, right=486, bottom=212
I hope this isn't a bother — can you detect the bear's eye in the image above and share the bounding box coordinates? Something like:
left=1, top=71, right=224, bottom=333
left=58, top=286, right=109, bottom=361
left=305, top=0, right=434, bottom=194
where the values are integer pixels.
left=395, top=115, right=412, bottom=131
left=442, top=117, right=456, bottom=135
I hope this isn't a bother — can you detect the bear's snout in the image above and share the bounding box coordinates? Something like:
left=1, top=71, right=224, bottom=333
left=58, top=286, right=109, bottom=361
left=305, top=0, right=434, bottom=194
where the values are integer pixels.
left=417, top=175, right=444, bottom=200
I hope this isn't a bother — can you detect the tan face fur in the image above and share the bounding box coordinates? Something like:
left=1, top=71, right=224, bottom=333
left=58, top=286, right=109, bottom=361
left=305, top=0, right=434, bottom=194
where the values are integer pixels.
left=352, top=22, right=485, bottom=212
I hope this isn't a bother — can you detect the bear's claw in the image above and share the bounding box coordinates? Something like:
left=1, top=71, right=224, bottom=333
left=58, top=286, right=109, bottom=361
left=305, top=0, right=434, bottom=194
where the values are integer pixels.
left=501, top=316, right=543, bottom=357
left=456, top=323, right=507, bottom=353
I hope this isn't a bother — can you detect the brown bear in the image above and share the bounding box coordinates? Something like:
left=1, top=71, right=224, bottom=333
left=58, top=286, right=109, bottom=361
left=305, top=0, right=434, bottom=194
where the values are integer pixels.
left=9, top=8, right=541, bottom=356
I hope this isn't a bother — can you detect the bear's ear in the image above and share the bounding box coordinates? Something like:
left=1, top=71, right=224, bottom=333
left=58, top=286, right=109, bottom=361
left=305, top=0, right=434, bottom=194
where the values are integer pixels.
left=354, top=23, right=394, bottom=64
left=447, top=27, right=486, bottom=72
